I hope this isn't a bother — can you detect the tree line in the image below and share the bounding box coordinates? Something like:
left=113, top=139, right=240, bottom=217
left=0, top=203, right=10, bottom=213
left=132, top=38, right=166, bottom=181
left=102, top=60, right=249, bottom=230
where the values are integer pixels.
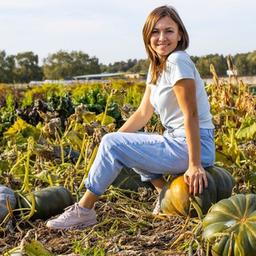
left=0, top=49, right=255, bottom=83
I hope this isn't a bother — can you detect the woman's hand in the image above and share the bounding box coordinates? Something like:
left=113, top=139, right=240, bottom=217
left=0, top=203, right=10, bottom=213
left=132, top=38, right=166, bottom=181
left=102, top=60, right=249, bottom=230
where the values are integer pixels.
left=183, top=165, right=208, bottom=196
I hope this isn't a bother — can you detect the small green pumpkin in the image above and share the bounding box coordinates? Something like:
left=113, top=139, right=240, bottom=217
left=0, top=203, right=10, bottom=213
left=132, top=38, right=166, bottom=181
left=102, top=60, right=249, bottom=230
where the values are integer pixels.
left=20, top=186, right=74, bottom=220
left=159, top=166, right=235, bottom=216
left=0, top=185, right=17, bottom=222
left=203, top=194, right=256, bottom=256
left=112, top=167, right=153, bottom=191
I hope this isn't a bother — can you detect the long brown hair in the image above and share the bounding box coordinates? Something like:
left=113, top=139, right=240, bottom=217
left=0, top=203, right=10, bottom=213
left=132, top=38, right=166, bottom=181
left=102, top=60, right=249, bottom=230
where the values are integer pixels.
left=143, top=6, right=189, bottom=84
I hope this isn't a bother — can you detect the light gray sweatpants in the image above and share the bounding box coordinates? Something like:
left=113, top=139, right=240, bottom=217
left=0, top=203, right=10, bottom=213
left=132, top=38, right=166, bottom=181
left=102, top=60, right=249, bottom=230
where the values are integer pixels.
left=85, top=129, right=215, bottom=196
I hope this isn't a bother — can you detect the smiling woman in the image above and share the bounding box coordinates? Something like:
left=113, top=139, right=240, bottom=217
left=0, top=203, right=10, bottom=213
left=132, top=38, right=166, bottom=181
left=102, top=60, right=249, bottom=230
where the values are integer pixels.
left=142, top=5, right=189, bottom=84
left=46, top=5, right=215, bottom=231
left=150, top=16, right=181, bottom=57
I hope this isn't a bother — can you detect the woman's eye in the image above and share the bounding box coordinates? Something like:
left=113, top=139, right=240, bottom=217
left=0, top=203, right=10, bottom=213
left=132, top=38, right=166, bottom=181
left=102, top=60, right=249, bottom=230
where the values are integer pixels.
left=152, top=30, right=159, bottom=34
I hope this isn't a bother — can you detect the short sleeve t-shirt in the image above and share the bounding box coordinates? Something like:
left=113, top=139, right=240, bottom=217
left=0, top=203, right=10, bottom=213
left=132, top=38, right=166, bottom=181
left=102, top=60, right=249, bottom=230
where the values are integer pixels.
left=146, top=51, right=214, bottom=130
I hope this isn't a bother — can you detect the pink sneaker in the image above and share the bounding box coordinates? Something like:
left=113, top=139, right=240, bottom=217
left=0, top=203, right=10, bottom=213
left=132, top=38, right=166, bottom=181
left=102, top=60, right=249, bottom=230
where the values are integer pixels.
left=46, top=203, right=97, bottom=230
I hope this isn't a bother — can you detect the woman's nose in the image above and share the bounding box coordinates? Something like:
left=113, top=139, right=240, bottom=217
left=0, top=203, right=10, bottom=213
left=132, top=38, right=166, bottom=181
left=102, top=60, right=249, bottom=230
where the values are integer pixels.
left=159, top=31, right=166, bottom=41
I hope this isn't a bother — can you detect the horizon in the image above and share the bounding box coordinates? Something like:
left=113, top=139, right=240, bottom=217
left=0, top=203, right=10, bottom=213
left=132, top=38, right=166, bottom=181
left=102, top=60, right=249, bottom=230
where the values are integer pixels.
left=2, top=49, right=255, bottom=66
left=1, top=0, right=256, bottom=65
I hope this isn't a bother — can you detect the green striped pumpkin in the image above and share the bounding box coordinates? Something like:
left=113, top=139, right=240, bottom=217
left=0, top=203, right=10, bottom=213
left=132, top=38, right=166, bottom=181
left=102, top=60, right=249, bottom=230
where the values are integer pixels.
left=20, top=186, right=74, bottom=220
left=203, top=194, right=256, bottom=256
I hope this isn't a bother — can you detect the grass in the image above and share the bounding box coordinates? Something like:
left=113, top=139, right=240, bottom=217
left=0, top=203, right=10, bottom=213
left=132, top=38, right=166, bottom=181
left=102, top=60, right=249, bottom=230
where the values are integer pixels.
left=1, top=186, right=205, bottom=255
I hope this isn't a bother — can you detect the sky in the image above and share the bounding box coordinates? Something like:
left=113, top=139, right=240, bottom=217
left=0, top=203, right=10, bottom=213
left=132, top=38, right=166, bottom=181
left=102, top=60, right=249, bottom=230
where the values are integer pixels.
left=0, top=0, right=255, bottom=65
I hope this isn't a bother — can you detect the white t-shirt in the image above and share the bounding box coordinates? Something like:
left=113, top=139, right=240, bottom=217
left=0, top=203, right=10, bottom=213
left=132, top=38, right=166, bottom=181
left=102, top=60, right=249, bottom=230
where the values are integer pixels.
left=147, top=51, right=214, bottom=130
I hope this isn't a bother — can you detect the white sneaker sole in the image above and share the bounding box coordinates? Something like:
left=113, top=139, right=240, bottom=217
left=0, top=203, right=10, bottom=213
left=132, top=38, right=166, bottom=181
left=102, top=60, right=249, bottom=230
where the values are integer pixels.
left=46, top=219, right=97, bottom=230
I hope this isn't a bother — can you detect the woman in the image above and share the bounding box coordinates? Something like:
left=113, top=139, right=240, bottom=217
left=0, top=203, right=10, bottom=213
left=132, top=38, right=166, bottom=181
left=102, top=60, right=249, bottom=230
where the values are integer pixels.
left=46, top=5, right=215, bottom=230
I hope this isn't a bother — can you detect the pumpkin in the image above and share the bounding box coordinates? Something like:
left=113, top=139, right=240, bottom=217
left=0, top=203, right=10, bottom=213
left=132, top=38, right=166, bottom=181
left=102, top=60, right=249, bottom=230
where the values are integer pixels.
left=19, top=186, right=74, bottom=220
left=203, top=194, right=256, bottom=256
left=112, top=167, right=153, bottom=191
left=159, top=166, right=235, bottom=216
left=0, top=185, right=17, bottom=222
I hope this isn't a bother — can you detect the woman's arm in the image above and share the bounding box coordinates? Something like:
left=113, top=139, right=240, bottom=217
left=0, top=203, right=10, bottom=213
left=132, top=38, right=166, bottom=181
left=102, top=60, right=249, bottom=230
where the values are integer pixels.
left=118, top=85, right=154, bottom=133
left=173, top=79, right=208, bottom=195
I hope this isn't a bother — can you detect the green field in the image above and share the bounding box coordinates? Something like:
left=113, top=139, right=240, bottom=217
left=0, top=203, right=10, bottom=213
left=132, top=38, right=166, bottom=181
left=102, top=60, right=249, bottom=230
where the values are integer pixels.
left=0, top=72, right=256, bottom=255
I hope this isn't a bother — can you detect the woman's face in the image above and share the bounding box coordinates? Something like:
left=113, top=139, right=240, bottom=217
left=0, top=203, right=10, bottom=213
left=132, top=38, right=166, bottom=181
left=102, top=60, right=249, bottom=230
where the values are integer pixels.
left=150, top=16, right=181, bottom=58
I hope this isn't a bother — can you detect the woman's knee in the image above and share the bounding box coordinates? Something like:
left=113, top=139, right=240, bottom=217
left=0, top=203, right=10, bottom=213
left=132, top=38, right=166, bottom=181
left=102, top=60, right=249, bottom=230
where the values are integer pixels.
left=100, top=132, right=123, bottom=150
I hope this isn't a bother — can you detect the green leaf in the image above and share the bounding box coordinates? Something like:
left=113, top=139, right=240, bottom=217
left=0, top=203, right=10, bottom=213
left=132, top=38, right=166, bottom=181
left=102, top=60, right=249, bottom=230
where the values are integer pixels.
left=3, top=118, right=40, bottom=140
left=24, top=240, right=53, bottom=256
left=0, top=160, right=9, bottom=172
left=236, top=121, right=256, bottom=140
left=66, top=130, right=83, bottom=150
left=82, top=111, right=97, bottom=124
left=96, top=113, right=115, bottom=125
left=215, top=151, right=233, bottom=166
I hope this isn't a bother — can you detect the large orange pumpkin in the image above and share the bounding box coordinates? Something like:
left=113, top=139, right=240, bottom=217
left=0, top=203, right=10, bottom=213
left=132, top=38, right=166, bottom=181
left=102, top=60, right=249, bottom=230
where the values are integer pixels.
left=159, top=166, right=235, bottom=216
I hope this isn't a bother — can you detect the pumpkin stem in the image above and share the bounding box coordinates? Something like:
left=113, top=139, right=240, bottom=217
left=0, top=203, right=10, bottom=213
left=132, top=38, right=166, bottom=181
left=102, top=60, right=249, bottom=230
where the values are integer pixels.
left=189, top=197, right=203, bottom=220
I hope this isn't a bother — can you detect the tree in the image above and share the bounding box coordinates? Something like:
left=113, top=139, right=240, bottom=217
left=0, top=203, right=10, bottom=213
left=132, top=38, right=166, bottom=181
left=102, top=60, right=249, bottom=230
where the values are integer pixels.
left=194, top=57, right=212, bottom=77
left=128, top=59, right=149, bottom=74
left=194, top=54, right=227, bottom=78
left=13, top=51, right=43, bottom=83
left=234, top=53, right=248, bottom=76
left=246, top=51, right=256, bottom=75
left=0, top=50, right=15, bottom=83
left=103, top=59, right=138, bottom=73
left=43, top=50, right=101, bottom=79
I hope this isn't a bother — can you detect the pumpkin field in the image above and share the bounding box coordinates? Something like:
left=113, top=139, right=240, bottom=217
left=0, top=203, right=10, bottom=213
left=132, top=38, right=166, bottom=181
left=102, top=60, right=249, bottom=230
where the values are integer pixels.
left=0, top=66, right=256, bottom=256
